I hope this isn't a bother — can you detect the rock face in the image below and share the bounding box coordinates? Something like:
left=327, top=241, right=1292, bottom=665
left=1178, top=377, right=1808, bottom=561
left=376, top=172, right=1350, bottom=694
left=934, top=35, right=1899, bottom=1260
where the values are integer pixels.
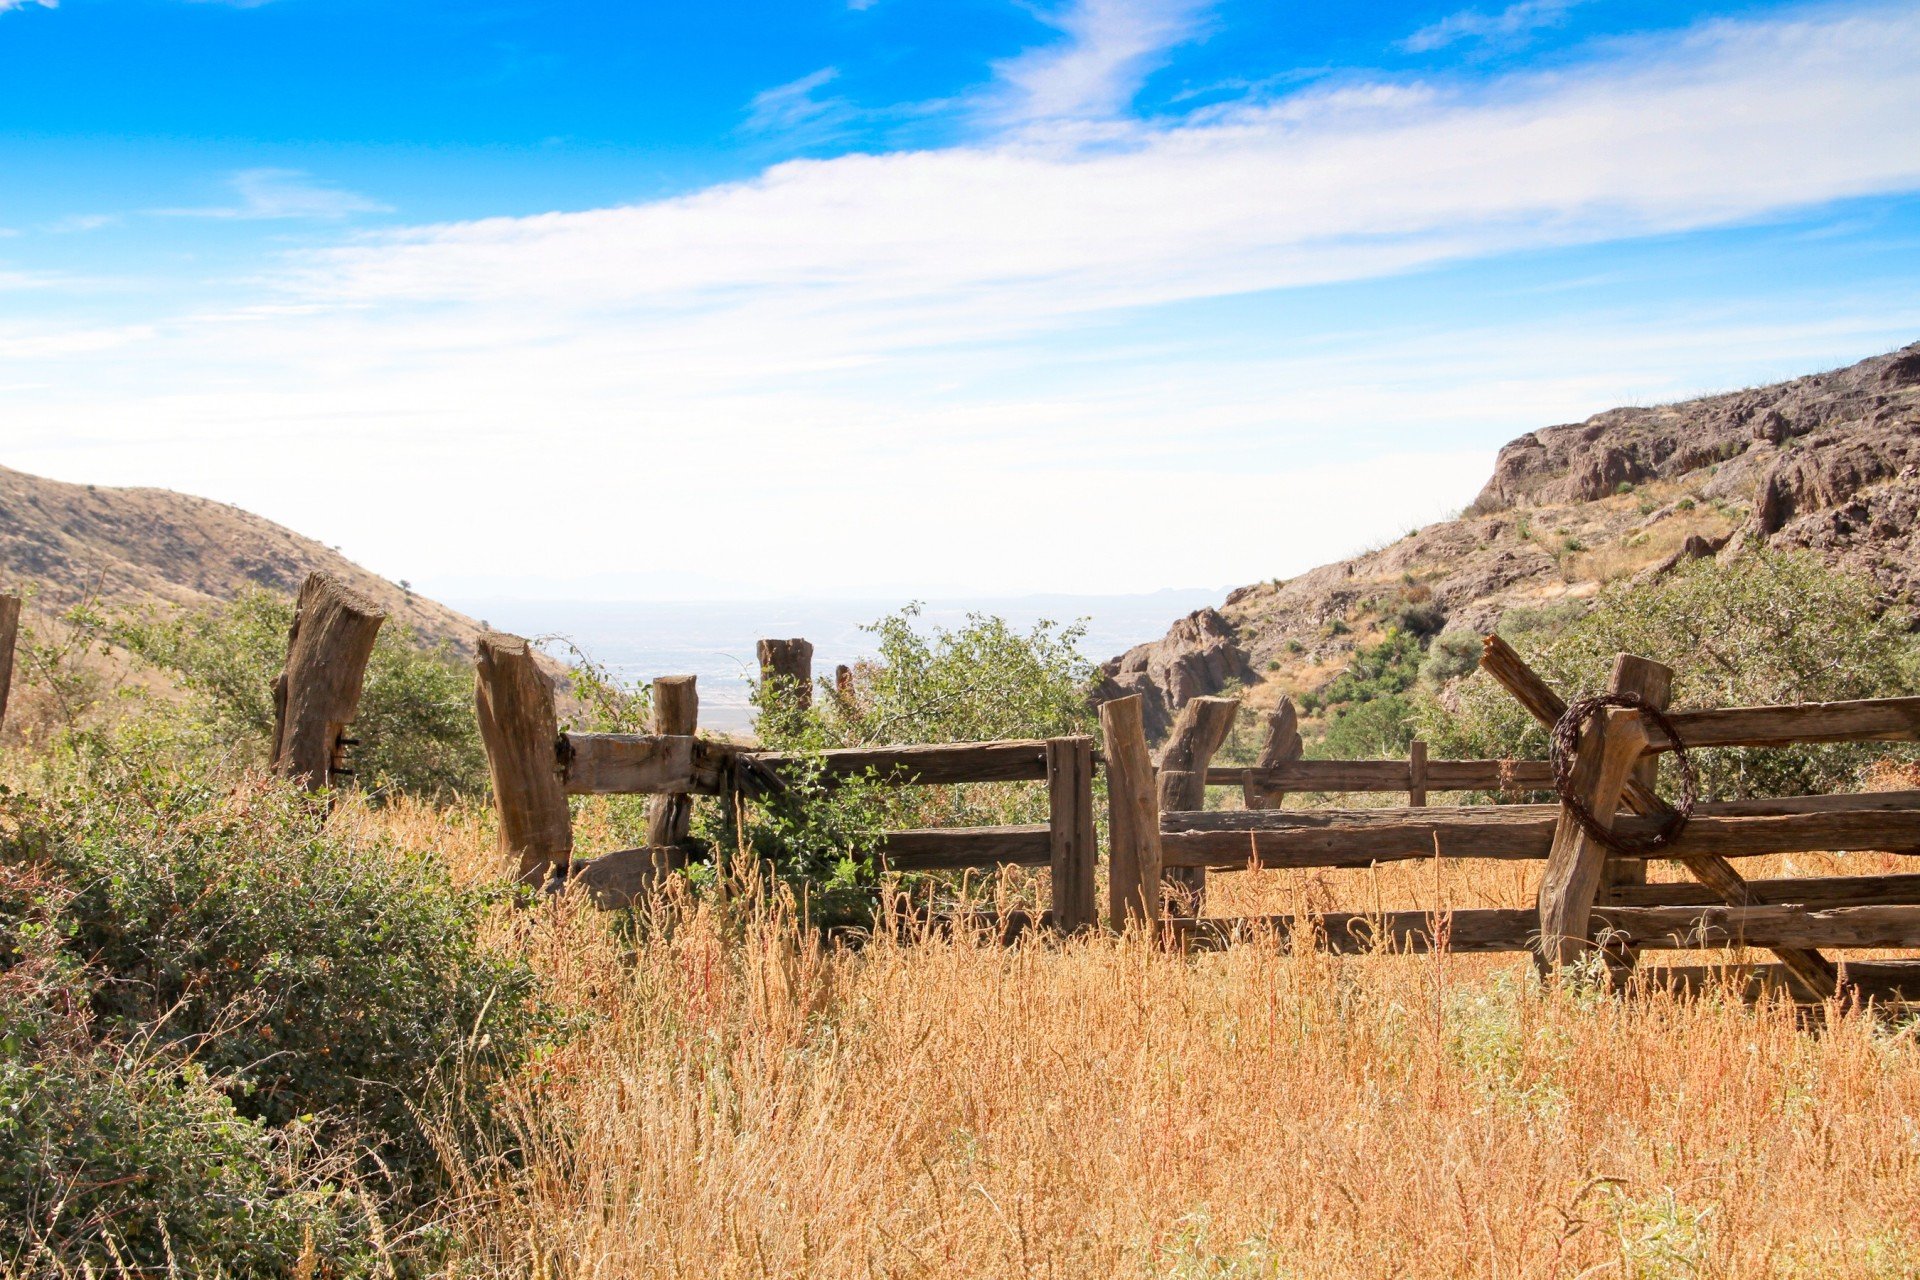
left=1094, top=607, right=1254, bottom=739
left=1100, top=341, right=1920, bottom=734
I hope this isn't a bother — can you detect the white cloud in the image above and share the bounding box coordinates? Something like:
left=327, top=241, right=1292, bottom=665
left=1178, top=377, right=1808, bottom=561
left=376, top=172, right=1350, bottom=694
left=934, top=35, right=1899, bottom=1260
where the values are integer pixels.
left=156, top=168, right=391, bottom=220
left=744, top=67, right=847, bottom=135
left=6, top=3, right=1920, bottom=598
left=989, top=0, right=1215, bottom=123
left=0, top=0, right=57, bottom=12
left=1402, top=0, right=1583, bottom=53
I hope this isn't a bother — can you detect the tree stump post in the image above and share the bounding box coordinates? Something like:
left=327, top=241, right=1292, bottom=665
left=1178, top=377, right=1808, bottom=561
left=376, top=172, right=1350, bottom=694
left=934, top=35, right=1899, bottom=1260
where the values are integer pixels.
left=1157, top=696, right=1241, bottom=915
left=757, top=638, right=814, bottom=711
left=1536, top=653, right=1665, bottom=972
left=0, top=594, right=19, bottom=737
left=646, top=675, right=699, bottom=853
left=1245, top=698, right=1302, bottom=810
left=475, top=631, right=573, bottom=884
left=1046, top=736, right=1097, bottom=933
left=270, top=572, right=386, bottom=791
left=1099, top=694, right=1161, bottom=930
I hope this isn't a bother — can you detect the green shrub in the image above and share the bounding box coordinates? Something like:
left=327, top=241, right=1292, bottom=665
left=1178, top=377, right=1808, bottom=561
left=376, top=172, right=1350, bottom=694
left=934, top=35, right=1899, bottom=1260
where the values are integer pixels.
left=1416, top=552, right=1920, bottom=798
left=115, top=589, right=487, bottom=799
left=0, top=870, right=381, bottom=1277
left=0, top=759, right=547, bottom=1199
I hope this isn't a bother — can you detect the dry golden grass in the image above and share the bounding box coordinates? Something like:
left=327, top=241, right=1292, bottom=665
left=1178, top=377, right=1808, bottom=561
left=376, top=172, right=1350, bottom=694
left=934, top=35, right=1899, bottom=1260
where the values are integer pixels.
left=334, top=798, right=1920, bottom=1279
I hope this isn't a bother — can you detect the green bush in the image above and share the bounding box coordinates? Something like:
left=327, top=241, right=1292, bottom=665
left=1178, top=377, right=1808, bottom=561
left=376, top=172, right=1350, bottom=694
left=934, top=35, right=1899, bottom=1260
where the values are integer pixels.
left=1416, top=552, right=1920, bottom=798
left=0, top=868, right=381, bottom=1276
left=703, top=606, right=1099, bottom=905
left=1, top=758, right=546, bottom=1198
left=116, top=589, right=488, bottom=799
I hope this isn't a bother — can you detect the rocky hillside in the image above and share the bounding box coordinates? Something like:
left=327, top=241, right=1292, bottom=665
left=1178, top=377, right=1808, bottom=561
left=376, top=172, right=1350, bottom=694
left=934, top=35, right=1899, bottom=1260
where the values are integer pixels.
left=1098, top=341, right=1920, bottom=737
left=0, top=464, right=482, bottom=650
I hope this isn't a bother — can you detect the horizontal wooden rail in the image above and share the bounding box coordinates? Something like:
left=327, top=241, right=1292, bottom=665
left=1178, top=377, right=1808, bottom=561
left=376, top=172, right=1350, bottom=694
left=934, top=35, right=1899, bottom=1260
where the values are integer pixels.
left=1161, top=790, right=1920, bottom=869
left=1647, top=697, right=1920, bottom=752
left=1609, top=872, right=1920, bottom=910
left=1641, top=961, right=1920, bottom=1003
left=1204, top=759, right=1555, bottom=792
left=1171, top=903, right=1920, bottom=955
left=562, top=734, right=733, bottom=796
left=561, top=735, right=1055, bottom=796
left=752, top=740, right=1051, bottom=786
left=874, top=824, right=1052, bottom=872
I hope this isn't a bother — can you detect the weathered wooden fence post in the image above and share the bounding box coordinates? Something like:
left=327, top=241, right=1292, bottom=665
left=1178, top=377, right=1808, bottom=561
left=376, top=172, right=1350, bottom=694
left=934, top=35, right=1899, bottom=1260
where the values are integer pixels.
left=270, top=572, right=385, bottom=790
left=1244, top=698, right=1302, bottom=810
left=1100, top=693, right=1161, bottom=930
left=757, top=637, right=814, bottom=710
left=1408, top=740, right=1429, bottom=807
left=1597, top=661, right=1670, bottom=978
left=1046, top=736, right=1097, bottom=933
left=1536, top=654, right=1666, bottom=971
left=1157, top=695, right=1241, bottom=915
left=475, top=631, right=573, bottom=884
left=646, top=675, right=698, bottom=852
left=0, top=594, right=19, bottom=736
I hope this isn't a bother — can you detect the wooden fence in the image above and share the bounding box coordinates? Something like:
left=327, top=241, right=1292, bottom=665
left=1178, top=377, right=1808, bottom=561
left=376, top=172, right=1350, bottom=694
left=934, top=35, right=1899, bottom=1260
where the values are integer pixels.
left=223, top=585, right=1920, bottom=1005
left=1129, top=636, right=1920, bottom=1002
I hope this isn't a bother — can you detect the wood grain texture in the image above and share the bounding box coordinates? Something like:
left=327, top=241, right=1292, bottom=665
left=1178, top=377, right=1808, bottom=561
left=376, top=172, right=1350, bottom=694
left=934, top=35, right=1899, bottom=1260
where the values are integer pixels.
left=1157, top=695, right=1240, bottom=912
left=566, top=846, right=688, bottom=909
left=1100, top=694, right=1161, bottom=929
left=876, top=825, right=1052, bottom=871
left=562, top=733, right=733, bottom=796
left=1649, top=698, right=1920, bottom=751
left=1208, top=759, right=1555, bottom=792
left=0, top=594, right=18, bottom=735
left=475, top=631, right=573, bottom=881
left=1479, top=636, right=1838, bottom=997
left=1244, top=698, right=1302, bottom=810
left=1610, top=872, right=1920, bottom=910
left=1047, top=737, right=1097, bottom=933
left=757, top=637, right=814, bottom=710
left=270, top=572, right=386, bottom=791
left=645, top=676, right=699, bottom=850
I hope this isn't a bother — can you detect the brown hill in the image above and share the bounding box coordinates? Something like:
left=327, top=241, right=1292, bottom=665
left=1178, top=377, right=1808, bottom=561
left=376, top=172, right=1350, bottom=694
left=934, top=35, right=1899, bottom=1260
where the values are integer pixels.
left=1099, top=340, right=1920, bottom=737
left=0, top=464, right=483, bottom=650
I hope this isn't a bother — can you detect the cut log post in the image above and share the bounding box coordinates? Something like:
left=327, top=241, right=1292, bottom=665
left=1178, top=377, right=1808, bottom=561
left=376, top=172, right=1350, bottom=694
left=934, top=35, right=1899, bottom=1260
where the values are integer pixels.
left=1047, top=736, right=1097, bottom=933
left=834, top=663, right=855, bottom=698
left=1244, top=698, right=1302, bottom=809
left=1482, top=635, right=1838, bottom=998
left=0, top=594, right=19, bottom=736
left=475, top=632, right=573, bottom=884
left=1536, top=653, right=1663, bottom=972
left=645, top=676, right=698, bottom=852
left=757, top=637, right=814, bottom=711
left=1598, top=658, right=1670, bottom=979
left=1157, top=695, right=1240, bottom=914
left=1100, top=693, right=1161, bottom=930
left=270, top=572, right=385, bottom=791
left=1408, top=740, right=1429, bottom=807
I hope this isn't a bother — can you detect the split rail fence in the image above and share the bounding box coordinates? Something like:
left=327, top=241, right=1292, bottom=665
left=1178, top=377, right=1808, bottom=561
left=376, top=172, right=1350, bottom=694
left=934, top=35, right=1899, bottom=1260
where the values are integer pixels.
left=240, top=572, right=1920, bottom=1004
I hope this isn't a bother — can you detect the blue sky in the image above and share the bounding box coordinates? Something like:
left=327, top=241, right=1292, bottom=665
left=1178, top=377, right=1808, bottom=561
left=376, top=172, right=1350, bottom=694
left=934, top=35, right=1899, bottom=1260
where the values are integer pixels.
left=2, top=0, right=1918, bottom=599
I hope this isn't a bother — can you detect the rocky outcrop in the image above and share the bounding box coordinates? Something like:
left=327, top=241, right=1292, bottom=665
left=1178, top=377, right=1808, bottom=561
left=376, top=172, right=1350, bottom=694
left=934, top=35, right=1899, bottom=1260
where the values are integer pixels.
left=1101, top=341, right=1920, bottom=732
left=1094, top=607, right=1253, bottom=738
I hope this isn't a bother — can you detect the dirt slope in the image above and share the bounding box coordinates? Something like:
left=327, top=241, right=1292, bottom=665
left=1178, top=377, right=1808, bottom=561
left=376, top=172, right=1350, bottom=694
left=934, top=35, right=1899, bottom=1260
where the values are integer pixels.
left=0, top=464, right=483, bottom=650
left=1098, top=341, right=1920, bottom=737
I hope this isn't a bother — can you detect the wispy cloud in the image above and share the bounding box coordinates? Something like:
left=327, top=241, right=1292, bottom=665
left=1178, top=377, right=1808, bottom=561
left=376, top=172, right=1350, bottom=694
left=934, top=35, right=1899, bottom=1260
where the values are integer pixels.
left=744, top=67, right=848, bottom=136
left=0, top=0, right=57, bottom=13
left=989, top=0, right=1215, bottom=124
left=156, top=169, right=390, bottom=220
left=1402, top=0, right=1583, bottom=53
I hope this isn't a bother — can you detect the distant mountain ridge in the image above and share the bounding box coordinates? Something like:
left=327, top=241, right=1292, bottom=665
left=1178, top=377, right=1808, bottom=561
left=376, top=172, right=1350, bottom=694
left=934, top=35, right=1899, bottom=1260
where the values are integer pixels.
left=1098, top=341, right=1920, bottom=736
left=0, top=464, right=483, bottom=650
